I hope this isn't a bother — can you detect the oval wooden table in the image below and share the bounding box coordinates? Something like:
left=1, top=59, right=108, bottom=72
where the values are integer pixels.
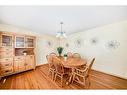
left=61, top=58, right=87, bottom=84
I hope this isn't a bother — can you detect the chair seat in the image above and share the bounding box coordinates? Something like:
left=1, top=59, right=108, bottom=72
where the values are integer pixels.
left=77, top=65, right=87, bottom=69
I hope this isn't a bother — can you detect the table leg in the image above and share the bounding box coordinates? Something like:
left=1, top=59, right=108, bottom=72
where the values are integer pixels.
left=68, top=67, right=74, bottom=84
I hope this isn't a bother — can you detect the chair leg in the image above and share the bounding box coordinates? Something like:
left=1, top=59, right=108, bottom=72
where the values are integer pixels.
left=52, top=72, right=54, bottom=80
left=48, top=70, right=50, bottom=76
left=54, top=74, right=57, bottom=82
left=72, top=73, right=75, bottom=84
left=83, top=77, right=86, bottom=89
left=53, top=72, right=56, bottom=81
left=84, top=77, right=90, bottom=89
left=61, top=75, right=63, bottom=87
left=87, top=76, right=91, bottom=89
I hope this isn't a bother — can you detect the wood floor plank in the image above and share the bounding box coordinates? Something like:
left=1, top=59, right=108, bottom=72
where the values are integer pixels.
left=0, top=64, right=127, bottom=89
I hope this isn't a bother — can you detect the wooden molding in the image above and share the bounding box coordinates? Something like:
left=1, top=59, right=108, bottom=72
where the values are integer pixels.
left=36, top=63, right=48, bottom=67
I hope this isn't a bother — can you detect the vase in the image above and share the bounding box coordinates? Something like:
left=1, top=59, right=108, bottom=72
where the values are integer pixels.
left=64, top=57, right=67, bottom=61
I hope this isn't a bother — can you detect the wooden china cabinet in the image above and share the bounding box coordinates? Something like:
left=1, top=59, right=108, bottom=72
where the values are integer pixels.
left=0, top=32, right=36, bottom=77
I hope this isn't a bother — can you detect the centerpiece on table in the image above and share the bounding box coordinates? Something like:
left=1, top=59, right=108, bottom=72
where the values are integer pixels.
left=64, top=54, right=67, bottom=61
left=57, top=47, right=64, bottom=57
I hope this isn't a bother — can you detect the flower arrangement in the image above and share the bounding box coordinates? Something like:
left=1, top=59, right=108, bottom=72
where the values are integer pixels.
left=57, top=47, right=64, bottom=56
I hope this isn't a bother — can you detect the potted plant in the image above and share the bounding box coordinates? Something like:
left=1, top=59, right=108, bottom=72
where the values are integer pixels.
left=57, top=47, right=64, bottom=56
left=64, top=54, right=67, bottom=61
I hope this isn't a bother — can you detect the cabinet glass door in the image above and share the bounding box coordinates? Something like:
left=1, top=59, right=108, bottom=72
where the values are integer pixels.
left=26, top=37, right=34, bottom=48
left=15, top=36, right=25, bottom=48
left=1, top=34, right=13, bottom=47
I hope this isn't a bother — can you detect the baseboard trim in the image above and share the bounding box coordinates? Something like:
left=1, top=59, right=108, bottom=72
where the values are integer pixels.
left=36, top=63, right=47, bottom=67
left=92, top=69, right=127, bottom=80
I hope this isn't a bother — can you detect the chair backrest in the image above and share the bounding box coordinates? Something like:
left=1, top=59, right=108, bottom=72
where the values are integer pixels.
left=67, top=52, right=73, bottom=58
left=50, top=52, right=57, bottom=57
left=73, top=53, right=81, bottom=58
left=46, top=55, right=53, bottom=67
left=53, top=57, right=64, bottom=74
left=87, top=58, right=95, bottom=74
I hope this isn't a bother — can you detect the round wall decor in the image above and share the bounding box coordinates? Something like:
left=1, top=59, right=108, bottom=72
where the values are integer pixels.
left=74, top=38, right=84, bottom=48
left=90, top=37, right=98, bottom=45
left=46, top=40, right=53, bottom=48
left=65, top=43, right=69, bottom=48
left=106, top=40, right=120, bottom=49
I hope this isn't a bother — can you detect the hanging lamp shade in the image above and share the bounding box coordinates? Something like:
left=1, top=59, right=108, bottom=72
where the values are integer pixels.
left=56, top=22, right=67, bottom=38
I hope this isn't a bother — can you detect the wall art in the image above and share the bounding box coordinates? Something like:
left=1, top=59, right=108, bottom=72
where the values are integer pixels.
left=90, top=37, right=98, bottom=45
left=65, top=43, right=69, bottom=48
left=46, top=40, right=53, bottom=48
left=106, top=40, right=120, bottom=49
left=74, top=38, right=84, bottom=48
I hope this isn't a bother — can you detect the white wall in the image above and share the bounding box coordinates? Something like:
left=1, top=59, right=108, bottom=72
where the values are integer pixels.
left=0, top=24, right=58, bottom=66
left=61, top=21, right=127, bottom=79
left=36, top=35, right=58, bottom=65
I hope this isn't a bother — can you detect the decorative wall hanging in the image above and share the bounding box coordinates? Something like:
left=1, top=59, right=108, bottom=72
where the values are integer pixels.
left=90, top=37, right=98, bottom=45
left=74, top=38, right=84, bottom=48
left=65, top=43, right=69, bottom=48
left=46, top=40, right=53, bottom=48
left=106, top=40, right=120, bottom=49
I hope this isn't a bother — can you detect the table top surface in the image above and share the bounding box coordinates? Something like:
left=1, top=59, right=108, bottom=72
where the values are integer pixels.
left=61, top=57, right=87, bottom=68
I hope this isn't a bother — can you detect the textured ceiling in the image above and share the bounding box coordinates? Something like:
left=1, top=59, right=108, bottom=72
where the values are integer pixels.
left=0, top=6, right=127, bottom=35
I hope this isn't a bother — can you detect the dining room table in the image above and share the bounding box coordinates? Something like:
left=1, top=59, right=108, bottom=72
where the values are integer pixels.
left=59, top=57, right=87, bottom=84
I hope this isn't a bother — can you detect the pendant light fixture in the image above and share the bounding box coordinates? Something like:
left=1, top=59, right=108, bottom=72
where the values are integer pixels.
left=56, top=22, right=67, bottom=38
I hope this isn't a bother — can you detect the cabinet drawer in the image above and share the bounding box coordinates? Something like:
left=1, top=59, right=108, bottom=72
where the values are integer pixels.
left=0, top=58, right=13, bottom=62
left=14, top=56, right=25, bottom=61
left=0, top=68, right=13, bottom=75
left=0, top=47, right=13, bottom=52
left=0, top=62, right=13, bottom=68
left=0, top=52, right=13, bottom=58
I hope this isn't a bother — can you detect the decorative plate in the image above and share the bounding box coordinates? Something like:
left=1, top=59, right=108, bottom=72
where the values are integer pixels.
left=65, top=43, right=69, bottom=48
left=90, top=37, right=98, bottom=45
left=46, top=40, right=53, bottom=48
left=74, top=38, right=84, bottom=48
left=106, top=40, right=120, bottom=49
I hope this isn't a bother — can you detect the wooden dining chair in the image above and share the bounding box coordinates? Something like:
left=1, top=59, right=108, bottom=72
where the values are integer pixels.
left=53, top=57, right=71, bottom=87
left=67, top=52, right=73, bottom=59
left=46, top=55, right=56, bottom=80
left=72, top=58, right=95, bottom=88
left=50, top=52, right=57, bottom=57
left=53, top=58, right=65, bottom=87
left=73, top=53, right=81, bottom=59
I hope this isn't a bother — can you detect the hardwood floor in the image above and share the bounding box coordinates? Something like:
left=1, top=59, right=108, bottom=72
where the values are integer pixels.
left=0, top=64, right=127, bottom=89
